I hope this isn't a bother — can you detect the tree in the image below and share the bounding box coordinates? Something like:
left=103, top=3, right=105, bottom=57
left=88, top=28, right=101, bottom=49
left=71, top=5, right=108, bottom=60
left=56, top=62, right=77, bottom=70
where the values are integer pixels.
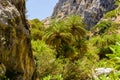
left=65, top=15, right=87, bottom=39
left=64, top=15, right=88, bottom=59
left=43, top=20, right=74, bottom=55
left=43, top=15, right=88, bottom=60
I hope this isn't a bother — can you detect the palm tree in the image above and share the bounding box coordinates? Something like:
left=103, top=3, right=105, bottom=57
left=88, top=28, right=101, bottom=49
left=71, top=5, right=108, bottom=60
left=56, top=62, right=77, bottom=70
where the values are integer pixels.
left=43, top=20, right=74, bottom=54
left=62, top=45, right=78, bottom=60
left=65, top=15, right=87, bottom=39
left=64, top=15, right=88, bottom=59
left=43, top=16, right=88, bottom=59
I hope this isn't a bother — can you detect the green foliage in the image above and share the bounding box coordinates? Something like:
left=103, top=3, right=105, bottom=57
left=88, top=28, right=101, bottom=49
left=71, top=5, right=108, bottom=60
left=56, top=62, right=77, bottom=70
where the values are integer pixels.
left=107, top=42, right=120, bottom=59
left=90, top=34, right=120, bottom=48
left=43, top=74, right=63, bottom=80
left=42, top=58, right=93, bottom=80
left=92, top=20, right=119, bottom=35
left=62, top=57, right=94, bottom=80
left=103, top=0, right=120, bottom=19
left=104, top=8, right=120, bottom=19
left=89, top=34, right=120, bottom=60
left=30, top=9, right=120, bottom=79
left=43, top=15, right=87, bottom=60
left=31, top=40, right=56, bottom=79
left=95, top=21, right=111, bottom=29
left=88, top=10, right=120, bottom=79
left=105, top=42, right=120, bottom=70
left=115, top=0, right=120, bottom=5
left=30, top=18, right=45, bottom=40
left=31, top=39, right=93, bottom=80
left=65, top=15, right=87, bottom=38
left=44, top=20, right=74, bottom=50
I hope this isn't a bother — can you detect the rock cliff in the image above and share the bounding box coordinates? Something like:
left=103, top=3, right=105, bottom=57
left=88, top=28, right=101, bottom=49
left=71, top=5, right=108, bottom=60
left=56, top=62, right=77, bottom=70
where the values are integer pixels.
left=0, top=0, right=35, bottom=80
left=52, top=0, right=116, bottom=29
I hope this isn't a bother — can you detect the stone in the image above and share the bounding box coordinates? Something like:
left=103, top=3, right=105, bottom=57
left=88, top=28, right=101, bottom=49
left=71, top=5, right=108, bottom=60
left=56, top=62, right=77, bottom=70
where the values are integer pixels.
left=92, top=67, right=114, bottom=79
left=0, top=0, right=35, bottom=80
left=95, top=68, right=114, bottom=75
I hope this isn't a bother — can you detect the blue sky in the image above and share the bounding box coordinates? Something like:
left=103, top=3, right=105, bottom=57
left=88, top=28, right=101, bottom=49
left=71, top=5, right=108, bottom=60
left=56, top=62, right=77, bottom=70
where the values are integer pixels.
left=26, top=0, right=58, bottom=20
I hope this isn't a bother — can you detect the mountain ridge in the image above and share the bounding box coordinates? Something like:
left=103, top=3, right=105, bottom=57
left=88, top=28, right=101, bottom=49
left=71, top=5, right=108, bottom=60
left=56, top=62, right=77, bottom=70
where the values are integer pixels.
left=52, top=0, right=116, bottom=29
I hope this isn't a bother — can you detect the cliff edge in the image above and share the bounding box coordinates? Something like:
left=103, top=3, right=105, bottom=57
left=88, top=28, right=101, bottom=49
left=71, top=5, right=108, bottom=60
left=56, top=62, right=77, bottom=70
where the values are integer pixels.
left=0, top=0, right=35, bottom=80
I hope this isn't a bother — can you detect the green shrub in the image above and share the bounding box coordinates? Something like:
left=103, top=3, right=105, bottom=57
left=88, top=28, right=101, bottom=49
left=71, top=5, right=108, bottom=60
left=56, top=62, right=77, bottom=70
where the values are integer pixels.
left=91, top=20, right=120, bottom=36
left=88, top=34, right=120, bottom=59
left=104, top=9, right=119, bottom=19
left=30, top=19, right=45, bottom=40
left=106, top=42, right=120, bottom=70
left=103, top=2, right=120, bottom=19
left=41, top=58, right=94, bottom=80
left=31, top=40, right=56, bottom=79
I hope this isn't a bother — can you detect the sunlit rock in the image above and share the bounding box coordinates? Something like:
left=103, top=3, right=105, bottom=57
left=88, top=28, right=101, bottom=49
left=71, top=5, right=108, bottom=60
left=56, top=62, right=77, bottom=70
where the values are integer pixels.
left=52, top=0, right=115, bottom=29
left=0, top=0, right=35, bottom=80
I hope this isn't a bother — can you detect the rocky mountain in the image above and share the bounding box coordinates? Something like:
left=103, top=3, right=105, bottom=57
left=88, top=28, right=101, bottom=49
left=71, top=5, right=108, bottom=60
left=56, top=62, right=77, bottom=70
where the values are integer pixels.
left=52, top=0, right=116, bottom=29
left=0, top=0, right=35, bottom=80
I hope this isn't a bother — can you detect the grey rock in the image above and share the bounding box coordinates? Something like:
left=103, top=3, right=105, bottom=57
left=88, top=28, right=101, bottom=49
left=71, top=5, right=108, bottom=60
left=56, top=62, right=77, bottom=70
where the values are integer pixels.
left=52, top=0, right=115, bottom=29
left=92, top=68, right=114, bottom=79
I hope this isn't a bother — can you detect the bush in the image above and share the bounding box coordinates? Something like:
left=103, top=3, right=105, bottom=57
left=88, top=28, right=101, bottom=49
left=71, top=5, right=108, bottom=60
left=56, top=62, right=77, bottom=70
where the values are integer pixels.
left=88, top=34, right=120, bottom=59
left=31, top=40, right=56, bottom=79
left=30, top=19, right=45, bottom=40
left=106, top=42, right=120, bottom=70
left=103, top=2, right=120, bottom=19
left=41, top=57, right=94, bottom=80
left=43, top=74, right=64, bottom=80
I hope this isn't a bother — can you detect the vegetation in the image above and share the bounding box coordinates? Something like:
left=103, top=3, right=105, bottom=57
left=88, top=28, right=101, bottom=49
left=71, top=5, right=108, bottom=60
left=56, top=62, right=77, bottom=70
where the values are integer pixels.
left=103, top=0, right=120, bottom=19
left=30, top=18, right=45, bottom=40
left=30, top=3, right=120, bottom=79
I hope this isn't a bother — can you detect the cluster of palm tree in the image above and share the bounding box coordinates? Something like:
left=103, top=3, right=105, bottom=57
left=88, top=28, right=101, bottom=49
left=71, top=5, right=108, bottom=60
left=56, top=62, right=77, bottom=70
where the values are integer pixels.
left=43, top=15, right=88, bottom=60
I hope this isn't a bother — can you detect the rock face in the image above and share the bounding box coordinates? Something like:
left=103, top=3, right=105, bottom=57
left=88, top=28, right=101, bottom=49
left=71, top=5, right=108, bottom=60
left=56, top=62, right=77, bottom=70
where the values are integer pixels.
left=52, top=0, right=115, bottom=29
left=0, top=0, right=35, bottom=80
